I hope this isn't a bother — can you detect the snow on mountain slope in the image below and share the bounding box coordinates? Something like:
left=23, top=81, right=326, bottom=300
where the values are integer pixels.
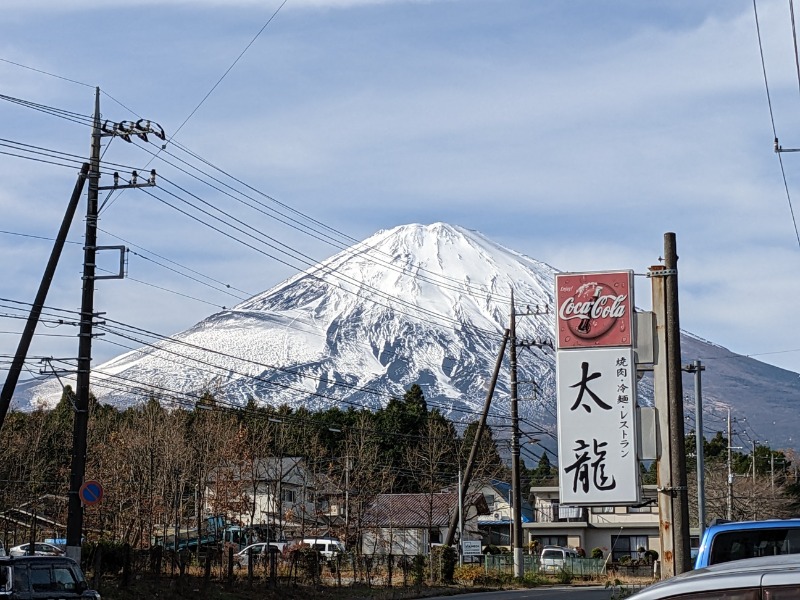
left=15, top=223, right=800, bottom=450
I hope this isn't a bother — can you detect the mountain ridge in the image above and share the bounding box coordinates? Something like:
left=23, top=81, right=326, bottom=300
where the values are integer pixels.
left=14, top=223, right=800, bottom=451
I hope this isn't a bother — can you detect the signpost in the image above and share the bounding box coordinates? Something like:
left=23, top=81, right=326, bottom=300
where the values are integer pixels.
left=462, top=540, right=482, bottom=556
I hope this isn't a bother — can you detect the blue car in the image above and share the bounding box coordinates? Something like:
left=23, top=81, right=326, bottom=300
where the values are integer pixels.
left=694, top=518, right=800, bottom=569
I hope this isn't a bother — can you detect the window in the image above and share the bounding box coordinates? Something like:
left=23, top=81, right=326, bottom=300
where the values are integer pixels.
left=53, top=567, right=77, bottom=592
left=535, top=536, right=567, bottom=547
left=29, top=567, right=55, bottom=592
left=611, top=535, right=648, bottom=562
left=592, top=506, right=615, bottom=514
left=667, top=590, right=758, bottom=600
left=280, top=489, right=295, bottom=504
left=765, top=585, right=800, bottom=599
left=628, top=504, right=653, bottom=514
left=484, top=493, right=495, bottom=508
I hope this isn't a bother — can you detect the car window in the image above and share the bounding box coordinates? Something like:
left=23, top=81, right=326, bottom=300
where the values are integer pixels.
left=53, top=566, right=77, bottom=592
left=313, top=544, right=325, bottom=552
left=0, top=566, right=10, bottom=592
left=29, top=566, right=55, bottom=592
left=542, top=550, right=562, bottom=559
left=662, top=589, right=759, bottom=600
left=12, top=565, right=28, bottom=592
left=764, top=585, right=800, bottom=599
left=709, top=529, right=800, bottom=566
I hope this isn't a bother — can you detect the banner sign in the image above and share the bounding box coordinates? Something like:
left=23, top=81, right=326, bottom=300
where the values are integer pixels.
left=556, top=271, right=634, bottom=349
left=556, top=347, right=641, bottom=505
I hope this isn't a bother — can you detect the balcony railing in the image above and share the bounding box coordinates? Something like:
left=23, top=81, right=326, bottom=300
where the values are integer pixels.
left=533, top=505, right=587, bottom=523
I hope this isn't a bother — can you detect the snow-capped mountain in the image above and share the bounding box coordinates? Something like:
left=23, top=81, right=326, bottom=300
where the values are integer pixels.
left=15, top=223, right=800, bottom=450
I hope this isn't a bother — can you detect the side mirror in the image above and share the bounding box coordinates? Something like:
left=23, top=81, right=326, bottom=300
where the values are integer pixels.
left=76, top=580, right=88, bottom=592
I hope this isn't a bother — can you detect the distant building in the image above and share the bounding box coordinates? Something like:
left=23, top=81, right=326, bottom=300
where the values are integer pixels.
left=526, top=484, right=660, bottom=560
left=361, top=492, right=488, bottom=555
left=476, top=480, right=534, bottom=549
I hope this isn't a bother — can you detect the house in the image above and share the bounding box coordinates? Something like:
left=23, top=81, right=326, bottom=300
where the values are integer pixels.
left=360, top=492, right=488, bottom=556
left=205, top=456, right=317, bottom=541
left=526, top=484, right=661, bottom=561
left=476, top=480, right=534, bottom=549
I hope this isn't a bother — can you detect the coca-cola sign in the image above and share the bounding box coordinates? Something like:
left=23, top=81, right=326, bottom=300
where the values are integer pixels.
left=555, top=271, right=634, bottom=349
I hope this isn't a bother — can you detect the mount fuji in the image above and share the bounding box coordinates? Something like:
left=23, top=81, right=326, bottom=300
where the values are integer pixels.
left=15, top=223, right=800, bottom=451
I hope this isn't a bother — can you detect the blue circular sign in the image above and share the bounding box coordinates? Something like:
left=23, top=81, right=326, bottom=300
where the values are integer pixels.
left=79, top=480, right=103, bottom=505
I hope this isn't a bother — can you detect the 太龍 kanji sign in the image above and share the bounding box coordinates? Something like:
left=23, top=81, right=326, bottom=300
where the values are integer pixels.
left=556, top=342, right=641, bottom=505
left=556, top=271, right=634, bottom=349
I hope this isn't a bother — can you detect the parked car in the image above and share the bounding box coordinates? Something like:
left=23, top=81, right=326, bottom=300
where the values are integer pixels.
left=0, top=554, right=101, bottom=598
left=629, top=553, right=800, bottom=599
left=8, top=543, right=65, bottom=557
left=539, top=545, right=579, bottom=574
left=694, top=518, right=800, bottom=569
left=301, top=537, right=345, bottom=560
left=233, top=542, right=285, bottom=569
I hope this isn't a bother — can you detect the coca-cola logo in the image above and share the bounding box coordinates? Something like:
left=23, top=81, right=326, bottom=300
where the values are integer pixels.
left=559, top=284, right=628, bottom=340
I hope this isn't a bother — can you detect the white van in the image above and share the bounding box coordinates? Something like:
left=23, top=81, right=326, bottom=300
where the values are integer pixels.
left=540, top=545, right=579, bottom=573
left=302, top=537, right=345, bottom=559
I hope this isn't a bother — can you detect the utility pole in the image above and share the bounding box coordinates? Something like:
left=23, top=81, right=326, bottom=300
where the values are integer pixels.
left=509, top=290, right=523, bottom=579
left=727, top=407, right=733, bottom=520
left=65, top=89, right=102, bottom=562
left=650, top=232, right=690, bottom=576
left=683, top=360, right=706, bottom=537
left=65, top=89, right=160, bottom=562
left=0, top=163, right=89, bottom=430
left=444, top=330, right=509, bottom=547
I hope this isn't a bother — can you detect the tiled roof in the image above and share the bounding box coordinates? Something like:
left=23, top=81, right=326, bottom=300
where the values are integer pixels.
left=365, top=493, right=459, bottom=528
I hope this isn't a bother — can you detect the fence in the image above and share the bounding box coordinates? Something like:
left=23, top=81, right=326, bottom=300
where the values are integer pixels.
left=483, top=554, right=607, bottom=578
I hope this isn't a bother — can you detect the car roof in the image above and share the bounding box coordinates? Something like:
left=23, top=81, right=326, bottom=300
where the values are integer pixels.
left=0, top=555, right=77, bottom=565
left=631, top=554, right=800, bottom=599
left=704, top=518, right=800, bottom=533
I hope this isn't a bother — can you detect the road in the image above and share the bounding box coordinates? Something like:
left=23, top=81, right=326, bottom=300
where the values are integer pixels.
left=424, top=587, right=614, bottom=600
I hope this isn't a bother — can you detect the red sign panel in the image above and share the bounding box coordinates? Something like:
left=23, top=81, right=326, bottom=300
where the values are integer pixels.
left=556, top=271, right=634, bottom=349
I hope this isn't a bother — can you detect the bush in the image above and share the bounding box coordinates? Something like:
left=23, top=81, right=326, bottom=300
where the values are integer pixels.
left=430, top=545, right=457, bottom=583
left=555, top=566, right=574, bottom=584
left=591, top=547, right=604, bottom=559
left=522, top=571, right=548, bottom=587
left=453, top=564, right=484, bottom=586
left=619, top=555, right=631, bottom=565
left=644, top=549, right=659, bottom=563
left=411, top=554, right=426, bottom=586
left=483, top=544, right=502, bottom=555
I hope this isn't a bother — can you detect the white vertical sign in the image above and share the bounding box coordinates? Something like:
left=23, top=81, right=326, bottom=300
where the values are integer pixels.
left=557, top=347, right=640, bottom=505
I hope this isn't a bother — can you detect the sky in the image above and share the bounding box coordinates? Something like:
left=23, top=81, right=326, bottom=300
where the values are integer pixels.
left=3, top=0, right=800, bottom=388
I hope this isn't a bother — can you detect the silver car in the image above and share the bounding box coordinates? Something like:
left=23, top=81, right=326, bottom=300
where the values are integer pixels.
left=629, top=553, right=800, bottom=599
left=8, top=542, right=64, bottom=557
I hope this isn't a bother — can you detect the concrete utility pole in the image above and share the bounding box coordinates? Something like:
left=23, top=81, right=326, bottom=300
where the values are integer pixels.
left=727, top=408, right=733, bottom=520
left=0, top=163, right=89, bottom=431
left=650, top=232, right=691, bottom=577
left=509, top=290, right=523, bottom=579
left=66, top=89, right=102, bottom=562
left=663, top=233, right=691, bottom=575
left=684, top=360, right=706, bottom=537
left=444, top=330, right=510, bottom=547
left=65, top=90, right=160, bottom=562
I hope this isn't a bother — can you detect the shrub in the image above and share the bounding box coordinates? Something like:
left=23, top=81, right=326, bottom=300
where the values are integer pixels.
left=411, top=554, right=426, bottom=586
left=555, top=566, right=574, bottom=584
left=591, top=547, right=604, bottom=559
left=644, top=549, right=659, bottom=563
left=522, top=571, right=548, bottom=587
left=453, top=564, right=484, bottom=586
left=619, top=555, right=631, bottom=565
left=431, top=545, right=458, bottom=583
left=483, top=544, right=502, bottom=555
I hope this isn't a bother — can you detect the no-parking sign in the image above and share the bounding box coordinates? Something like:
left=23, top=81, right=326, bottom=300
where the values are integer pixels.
left=79, top=480, right=103, bottom=505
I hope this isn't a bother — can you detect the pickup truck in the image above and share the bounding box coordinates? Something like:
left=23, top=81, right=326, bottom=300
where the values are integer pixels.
left=694, top=518, right=800, bottom=569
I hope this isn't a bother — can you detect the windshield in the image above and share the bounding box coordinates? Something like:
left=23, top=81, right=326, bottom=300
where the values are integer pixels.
left=709, top=528, right=800, bottom=565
